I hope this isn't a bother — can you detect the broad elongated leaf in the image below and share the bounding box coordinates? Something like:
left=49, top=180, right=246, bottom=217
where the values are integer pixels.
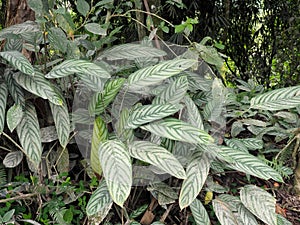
left=46, top=59, right=110, bottom=79
left=3, top=38, right=23, bottom=51
left=240, top=185, right=277, bottom=225
left=127, top=59, right=196, bottom=90
left=14, top=72, right=63, bottom=105
left=86, top=180, right=113, bottom=219
left=50, top=102, right=70, bottom=148
left=153, top=76, right=188, bottom=104
left=126, top=103, right=182, bottom=129
left=141, top=118, right=214, bottom=144
left=129, top=141, right=186, bottom=179
left=98, top=43, right=166, bottom=60
left=220, top=146, right=283, bottom=182
left=48, top=27, right=68, bottom=53
left=277, top=214, right=292, bottom=225
left=3, top=151, right=23, bottom=168
left=6, top=104, right=23, bottom=132
left=212, top=199, right=239, bottom=225
left=115, top=108, right=134, bottom=142
left=91, top=117, right=108, bottom=175
left=0, top=51, right=35, bottom=76
left=56, top=147, right=69, bottom=173
left=16, top=103, right=42, bottom=168
left=98, top=140, right=132, bottom=206
left=184, top=95, right=204, bottom=130
left=85, top=23, right=106, bottom=35
left=89, top=78, right=125, bottom=115
left=237, top=204, right=258, bottom=225
left=225, top=138, right=263, bottom=151
left=179, top=151, right=212, bottom=209
left=77, top=0, right=90, bottom=16
left=0, top=83, right=8, bottom=134
left=76, top=73, right=104, bottom=92
left=0, top=21, right=39, bottom=40
left=190, top=198, right=210, bottom=225
left=4, top=69, right=25, bottom=107
left=250, top=85, right=300, bottom=111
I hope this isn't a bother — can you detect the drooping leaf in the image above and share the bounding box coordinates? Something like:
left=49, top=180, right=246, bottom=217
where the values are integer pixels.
left=220, top=146, right=283, bottom=182
left=184, top=95, right=204, bottom=130
left=46, top=59, right=110, bottom=79
left=0, top=83, right=8, bottom=134
left=129, top=204, right=148, bottom=219
left=48, top=27, right=68, bottom=53
left=77, top=0, right=90, bottom=16
left=6, top=104, right=23, bottom=132
left=3, top=38, right=23, bottom=52
left=240, top=185, right=277, bottom=225
left=0, top=51, right=35, bottom=76
left=16, top=102, right=42, bottom=168
left=126, top=103, right=182, bottom=129
left=226, top=138, right=264, bottom=151
left=231, top=121, right=245, bottom=137
left=212, top=199, right=239, bottom=225
left=91, top=116, right=108, bottom=175
left=179, top=151, right=212, bottom=209
left=115, top=108, right=134, bottom=143
left=85, top=23, right=106, bottom=35
left=129, top=141, right=186, bottom=179
left=237, top=204, right=259, bottom=225
left=76, top=72, right=105, bottom=92
left=98, top=43, right=166, bottom=60
left=40, top=126, right=58, bottom=143
left=27, top=0, right=43, bottom=15
left=127, top=59, right=196, bottom=90
left=190, top=198, right=210, bottom=225
left=4, top=69, right=25, bottom=107
left=56, top=147, right=69, bottom=174
left=250, top=85, right=300, bottom=111
left=3, top=151, right=23, bottom=168
left=0, top=21, right=39, bottom=40
left=89, top=78, right=125, bottom=115
left=98, top=140, right=132, bottom=207
left=141, top=118, right=214, bottom=144
left=14, top=72, right=63, bottom=105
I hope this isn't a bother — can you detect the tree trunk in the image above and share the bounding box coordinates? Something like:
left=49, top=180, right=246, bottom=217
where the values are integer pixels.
left=5, top=0, right=35, bottom=27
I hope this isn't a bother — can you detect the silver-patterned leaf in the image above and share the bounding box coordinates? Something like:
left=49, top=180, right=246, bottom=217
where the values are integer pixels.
left=141, top=118, right=214, bottom=144
left=85, top=23, right=106, bottom=35
left=40, top=126, right=58, bottom=143
left=6, top=104, right=23, bottom=132
left=0, top=83, right=8, bottom=134
left=237, top=204, right=258, bottom=225
left=3, top=151, right=23, bottom=168
left=4, top=69, right=25, bottom=107
left=115, top=108, right=134, bottom=143
left=212, top=199, right=239, bottom=225
left=277, top=214, right=292, bottom=225
left=98, top=140, right=132, bottom=207
left=0, top=21, right=39, bottom=40
left=184, top=95, right=204, bottom=130
left=76, top=73, right=105, bottom=92
left=231, top=121, right=245, bottom=137
left=48, top=27, right=68, bottom=53
left=240, top=185, right=277, bottom=225
left=190, top=198, right=210, bottom=225
left=56, top=147, right=69, bottom=173
left=129, top=141, right=186, bottom=179
left=3, top=38, right=23, bottom=52
left=0, top=51, right=35, bottom=76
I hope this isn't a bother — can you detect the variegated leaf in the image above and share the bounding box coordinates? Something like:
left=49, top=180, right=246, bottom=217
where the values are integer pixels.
left=3, top=151, right=23, bottom=168
left=14, top=72, right=63, bottom=105
left=115, top=108, right=134, bottom=143
left=127, top=59, right=196, bottom=90
left=46, top=59, right=111, bottom=79
left=226, top=138, right=263, bottom=151
left=91, top=116, right=108, bottom=175
left=98, top=43, right=166, bottom=60
left=212, top=199, right=239, bottom=225
left=48, top=27, right=68, bottom=53
left=89, top=78, right=125, bottom=115
left=50, top=101, right=70, bottom=148
left=0, top=83, right=8, bottom=134
left=6, top=104, right=23, bottom=132
left=237, top=204, right=258, bottom=225
left=129, top=141, right=186, bottom=179
left=56, top=147, right=69, bottom=173
left=231, top=121, right=245, bottom=137
left=16, top=103, right=42, bottom=168
left=0, top=21, right=39, bottom=40
left=153, top=76, right=188, bottom=104
left=76, top=73, right=105, bottom=92
left=184, top=95, right=204, bottom=130
left=250, top=85, right=300, bottom=111
left=4, top=69, right=25, bottom=107
left=240, top=185, right=277, bottom=225
left=3, top=38, right=23, bottom=52
left=190, top=198, right=210, bottom=225
left=0, top=51, right=35, bottom=76
left=277, top=214, right=292, bottom=225
left=141, top=118, right=214, bottom=144
left=98, top=140, right=132, bottom=207
left=126, top=104, right=182, bottom=129
left=220, top=146, right=283, bottom=182
left=86, top=180, right=113, bottom=219
left=179, top=151, right=212, bottom=209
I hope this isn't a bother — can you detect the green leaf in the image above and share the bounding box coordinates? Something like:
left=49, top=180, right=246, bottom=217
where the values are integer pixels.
left=89, top=78, right=125, bottom=115
left=129, top=204, right=148, bottom=219
left=126, top=103, right=182, bottom=129
left=190, top=198, right=210, bottom=225
left=195, top=43, right=224, bottom=69
left=3, top=151, right=23, bottom=168
left=56, top=147, right=69, bottom=174
left=4, top=69, right=25, bottom=107
left=220, top=146, right=283, bottom=182
left=240, top=185, right=277, bottom=225
left=237, top=204, right=258, bottom=225
left=212, top=199, right=239, bottom=225
left=98, top=140, right=132, bottom=207
left=13, top=72, right=63, bottom=105
left=230, top=121, right=245, bottom=137
left=226, top=138, right=263, bottom=151
left=0, top=51, right=35, bottom=76
left=179, top=151, right=212, bottom=209
left=277, top=214, right=292, bottom=225
left=6, top=104, right=23, bottom=132
left=115, top=108, right=134, bottom=143
left=0, top=21, right=39, bottom=40
left=46, top=59, right=110, bottom=79
left=76, top=73, right=105, bottom=92
left=98, top=43, right=167, bottom=60
left=2, top=209, right=15, bottom=223
left=16, top=102, right=42, bottom=168
left=91, top=116, right=108, bottom=175
left=129, top=141, right=186, bottom=179
left=250, top=85, right=300, bottom=111
left=77, top=0, right=90, bottom=16
left=49, top=101, right=70, bottom=148
left=86, top=180, right=113, bottom=218
left=184, top=95, right=204, bottom=130
left=85, top=23, right=106, bottom=35
left=3, top=37, right=23, bottom=51
left=141, top=118, right=214, bottom=144
left=48, top=27, right=68, bottom=53
left=0, top=83, right=8, bottom=134
left=27, top=0, right=43, bottom=15
left=127, top=59, right=196, bottom=90
left=153, top=76, right=188, bottom=104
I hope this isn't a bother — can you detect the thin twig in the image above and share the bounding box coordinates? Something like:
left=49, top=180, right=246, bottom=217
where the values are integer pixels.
left=0, top=193, right=38, bottom=204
